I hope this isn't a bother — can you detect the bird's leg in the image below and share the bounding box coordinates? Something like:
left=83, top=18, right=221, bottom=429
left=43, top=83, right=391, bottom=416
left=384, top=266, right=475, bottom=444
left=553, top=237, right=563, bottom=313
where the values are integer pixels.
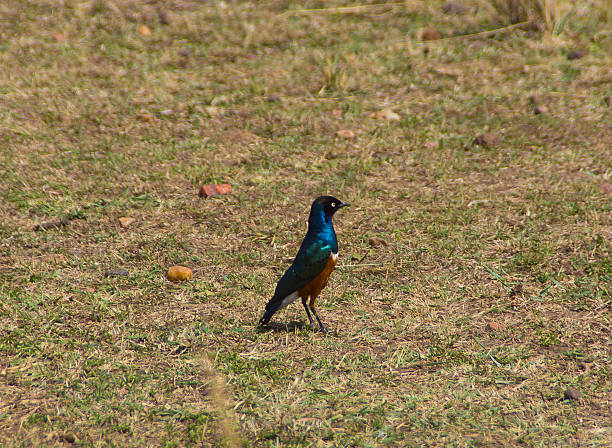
left=309, top=306, right=328, bottom=334
left=302, top=297, right=315, bottom=326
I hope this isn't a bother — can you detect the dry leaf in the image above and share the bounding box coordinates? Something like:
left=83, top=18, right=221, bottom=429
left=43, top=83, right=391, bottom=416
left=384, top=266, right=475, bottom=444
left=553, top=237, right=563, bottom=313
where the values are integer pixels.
left=167, top=265, right=193, bottom=282
left=119, top=217, right=136, bottom=228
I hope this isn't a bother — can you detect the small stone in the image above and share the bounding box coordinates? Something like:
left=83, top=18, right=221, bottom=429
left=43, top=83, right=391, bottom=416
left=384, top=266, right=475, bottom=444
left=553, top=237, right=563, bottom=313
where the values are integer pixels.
left=509, top=284, right=523, bottom=298
left=199, top=185, right=217, bottom=198
left=534, top=105, right=548, bottom=115
left=528, top=95, right=548, bottom=115
left=158, top=9, right=172, bottom=25
left=421, top=27, right=441, bottom=41
left=59, top=432, right=78, bottom=444
left=473, top=133, right=501, bottom=148
left=218, top=128, right=260, bottom=145
left=486, top=321, right=505, bottom=332
left=566, top=50, right=586, bottom=60
left=336, top=129, right=356, bottom=139
left=34, top=218, right=69, bottom=231
left=43, top=254, right=67, bottom=264
left=598, top=182, right=612, bottom=195
left=167, top=265, right=193, bottom=282
left=442, top=2, right=468, bottom=15
left=198, top=184, right=231, bottom=198
left=119, top=217, right=136, bottom=228
left=140, top=111, right=153, bottom=122
left=372, top=108, right=400, bottom=121
left=204, top=105, right=221, bottom=117
left=104, top=268, right=129, bottom=278
left=528, top=94, right=540, bottom=105
left=368, top=237, right=388, bottom=247
left=138, top=24, right=151, bottom=36
left=563, top=387, right=582, bottom=401
left=53, top=32, right=69, bottom=42
left=214, top=183, right=232, bottom=194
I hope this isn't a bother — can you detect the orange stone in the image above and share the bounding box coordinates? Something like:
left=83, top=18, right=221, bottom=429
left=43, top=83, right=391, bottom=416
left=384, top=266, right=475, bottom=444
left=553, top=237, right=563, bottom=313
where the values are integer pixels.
left=199, top=184, right=232, bottom=198
left=167, top=265, right=193, bottom=282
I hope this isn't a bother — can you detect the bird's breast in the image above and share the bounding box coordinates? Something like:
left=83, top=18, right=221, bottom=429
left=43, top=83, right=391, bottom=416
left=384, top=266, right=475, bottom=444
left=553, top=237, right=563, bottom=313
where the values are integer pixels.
left=298, top=252, right=338, bottom=305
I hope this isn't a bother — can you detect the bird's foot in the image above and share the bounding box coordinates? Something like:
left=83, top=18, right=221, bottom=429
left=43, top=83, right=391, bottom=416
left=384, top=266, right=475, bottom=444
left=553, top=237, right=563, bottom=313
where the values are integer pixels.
left=317, top=325, right=330, bottom=334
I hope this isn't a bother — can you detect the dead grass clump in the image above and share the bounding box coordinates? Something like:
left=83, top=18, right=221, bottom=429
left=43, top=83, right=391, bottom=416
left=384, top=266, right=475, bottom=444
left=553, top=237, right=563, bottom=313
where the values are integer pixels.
left=489, top=0, right=569, bottom=34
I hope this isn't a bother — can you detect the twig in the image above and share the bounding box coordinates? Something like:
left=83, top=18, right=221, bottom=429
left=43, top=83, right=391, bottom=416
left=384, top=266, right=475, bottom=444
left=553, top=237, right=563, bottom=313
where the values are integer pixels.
left=276, top=1, right=412, bottom=18
left=337, top=262, right=382, bottom=269
left=417, top=21, right=532, bottom=43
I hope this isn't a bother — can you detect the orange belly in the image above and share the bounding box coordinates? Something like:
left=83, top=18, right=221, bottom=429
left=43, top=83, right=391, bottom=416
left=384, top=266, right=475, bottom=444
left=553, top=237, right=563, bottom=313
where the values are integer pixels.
left=298, top=253, right=337, bottom=307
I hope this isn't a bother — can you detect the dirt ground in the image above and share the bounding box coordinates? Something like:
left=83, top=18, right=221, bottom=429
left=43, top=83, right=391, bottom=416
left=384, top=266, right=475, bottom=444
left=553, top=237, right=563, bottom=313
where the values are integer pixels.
left=0, top=1, right=610, bottom=446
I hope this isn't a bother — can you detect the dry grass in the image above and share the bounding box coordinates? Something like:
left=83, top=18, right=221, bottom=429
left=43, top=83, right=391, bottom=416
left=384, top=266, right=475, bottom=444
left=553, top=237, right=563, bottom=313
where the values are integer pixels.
left=488, top=0, right=592, bottom=36
left=489, top=0, right=555, bottom=28
left=0, top=0, right=610, bottom=446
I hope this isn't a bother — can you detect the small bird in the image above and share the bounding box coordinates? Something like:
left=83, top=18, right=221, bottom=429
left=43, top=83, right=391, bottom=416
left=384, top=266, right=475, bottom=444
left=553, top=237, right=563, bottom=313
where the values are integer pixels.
left=259, top=196, right=349, bottom=333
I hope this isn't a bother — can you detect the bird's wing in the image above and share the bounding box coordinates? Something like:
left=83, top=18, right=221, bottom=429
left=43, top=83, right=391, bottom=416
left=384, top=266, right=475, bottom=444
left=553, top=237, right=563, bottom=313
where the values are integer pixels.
left=268, top=239, right=332, bottom=305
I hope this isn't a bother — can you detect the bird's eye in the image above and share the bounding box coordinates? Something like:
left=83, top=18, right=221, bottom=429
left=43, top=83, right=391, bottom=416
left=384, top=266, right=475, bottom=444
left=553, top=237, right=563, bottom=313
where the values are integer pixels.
left=331, top=202, right=336, bottom=207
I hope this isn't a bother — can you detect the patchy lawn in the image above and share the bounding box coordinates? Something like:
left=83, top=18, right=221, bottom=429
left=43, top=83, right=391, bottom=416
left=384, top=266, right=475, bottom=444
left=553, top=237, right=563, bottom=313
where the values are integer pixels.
left=0, top=0, right=610, bottom=446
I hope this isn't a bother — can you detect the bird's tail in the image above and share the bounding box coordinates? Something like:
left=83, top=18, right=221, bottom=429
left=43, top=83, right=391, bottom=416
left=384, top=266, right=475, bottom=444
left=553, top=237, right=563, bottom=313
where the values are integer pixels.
left=258, top=301, right=280, bottom=326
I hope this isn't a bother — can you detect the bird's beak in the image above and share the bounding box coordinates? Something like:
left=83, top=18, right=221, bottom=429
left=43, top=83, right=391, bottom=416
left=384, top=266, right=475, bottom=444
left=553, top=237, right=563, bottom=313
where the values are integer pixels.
left=338, top=202, right=350, bottom=208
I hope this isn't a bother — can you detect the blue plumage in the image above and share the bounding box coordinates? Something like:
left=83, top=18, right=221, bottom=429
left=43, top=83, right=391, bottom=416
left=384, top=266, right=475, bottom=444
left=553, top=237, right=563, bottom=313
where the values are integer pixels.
left=259, top=196, right=349, bottom=332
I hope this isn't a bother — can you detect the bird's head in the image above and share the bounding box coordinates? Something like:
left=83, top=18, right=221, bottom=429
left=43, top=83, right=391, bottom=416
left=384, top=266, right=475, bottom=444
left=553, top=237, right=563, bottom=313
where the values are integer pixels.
left=313, top=195, right=350, bottom=218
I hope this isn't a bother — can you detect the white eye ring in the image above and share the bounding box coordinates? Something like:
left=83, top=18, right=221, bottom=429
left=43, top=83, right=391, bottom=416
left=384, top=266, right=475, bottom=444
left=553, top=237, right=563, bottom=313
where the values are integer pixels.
left=331, top=202, right=336, bottom=207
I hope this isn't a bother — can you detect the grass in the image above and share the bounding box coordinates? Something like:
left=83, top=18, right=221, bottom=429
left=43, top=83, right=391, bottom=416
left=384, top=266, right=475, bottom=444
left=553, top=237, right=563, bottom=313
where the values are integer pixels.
left=0, top=0, right=610, bottom=446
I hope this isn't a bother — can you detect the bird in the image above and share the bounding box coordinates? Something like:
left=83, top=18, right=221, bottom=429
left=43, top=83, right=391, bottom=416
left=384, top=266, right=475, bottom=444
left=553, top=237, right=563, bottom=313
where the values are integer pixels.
left=258, top=196, right=349, bottom=333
